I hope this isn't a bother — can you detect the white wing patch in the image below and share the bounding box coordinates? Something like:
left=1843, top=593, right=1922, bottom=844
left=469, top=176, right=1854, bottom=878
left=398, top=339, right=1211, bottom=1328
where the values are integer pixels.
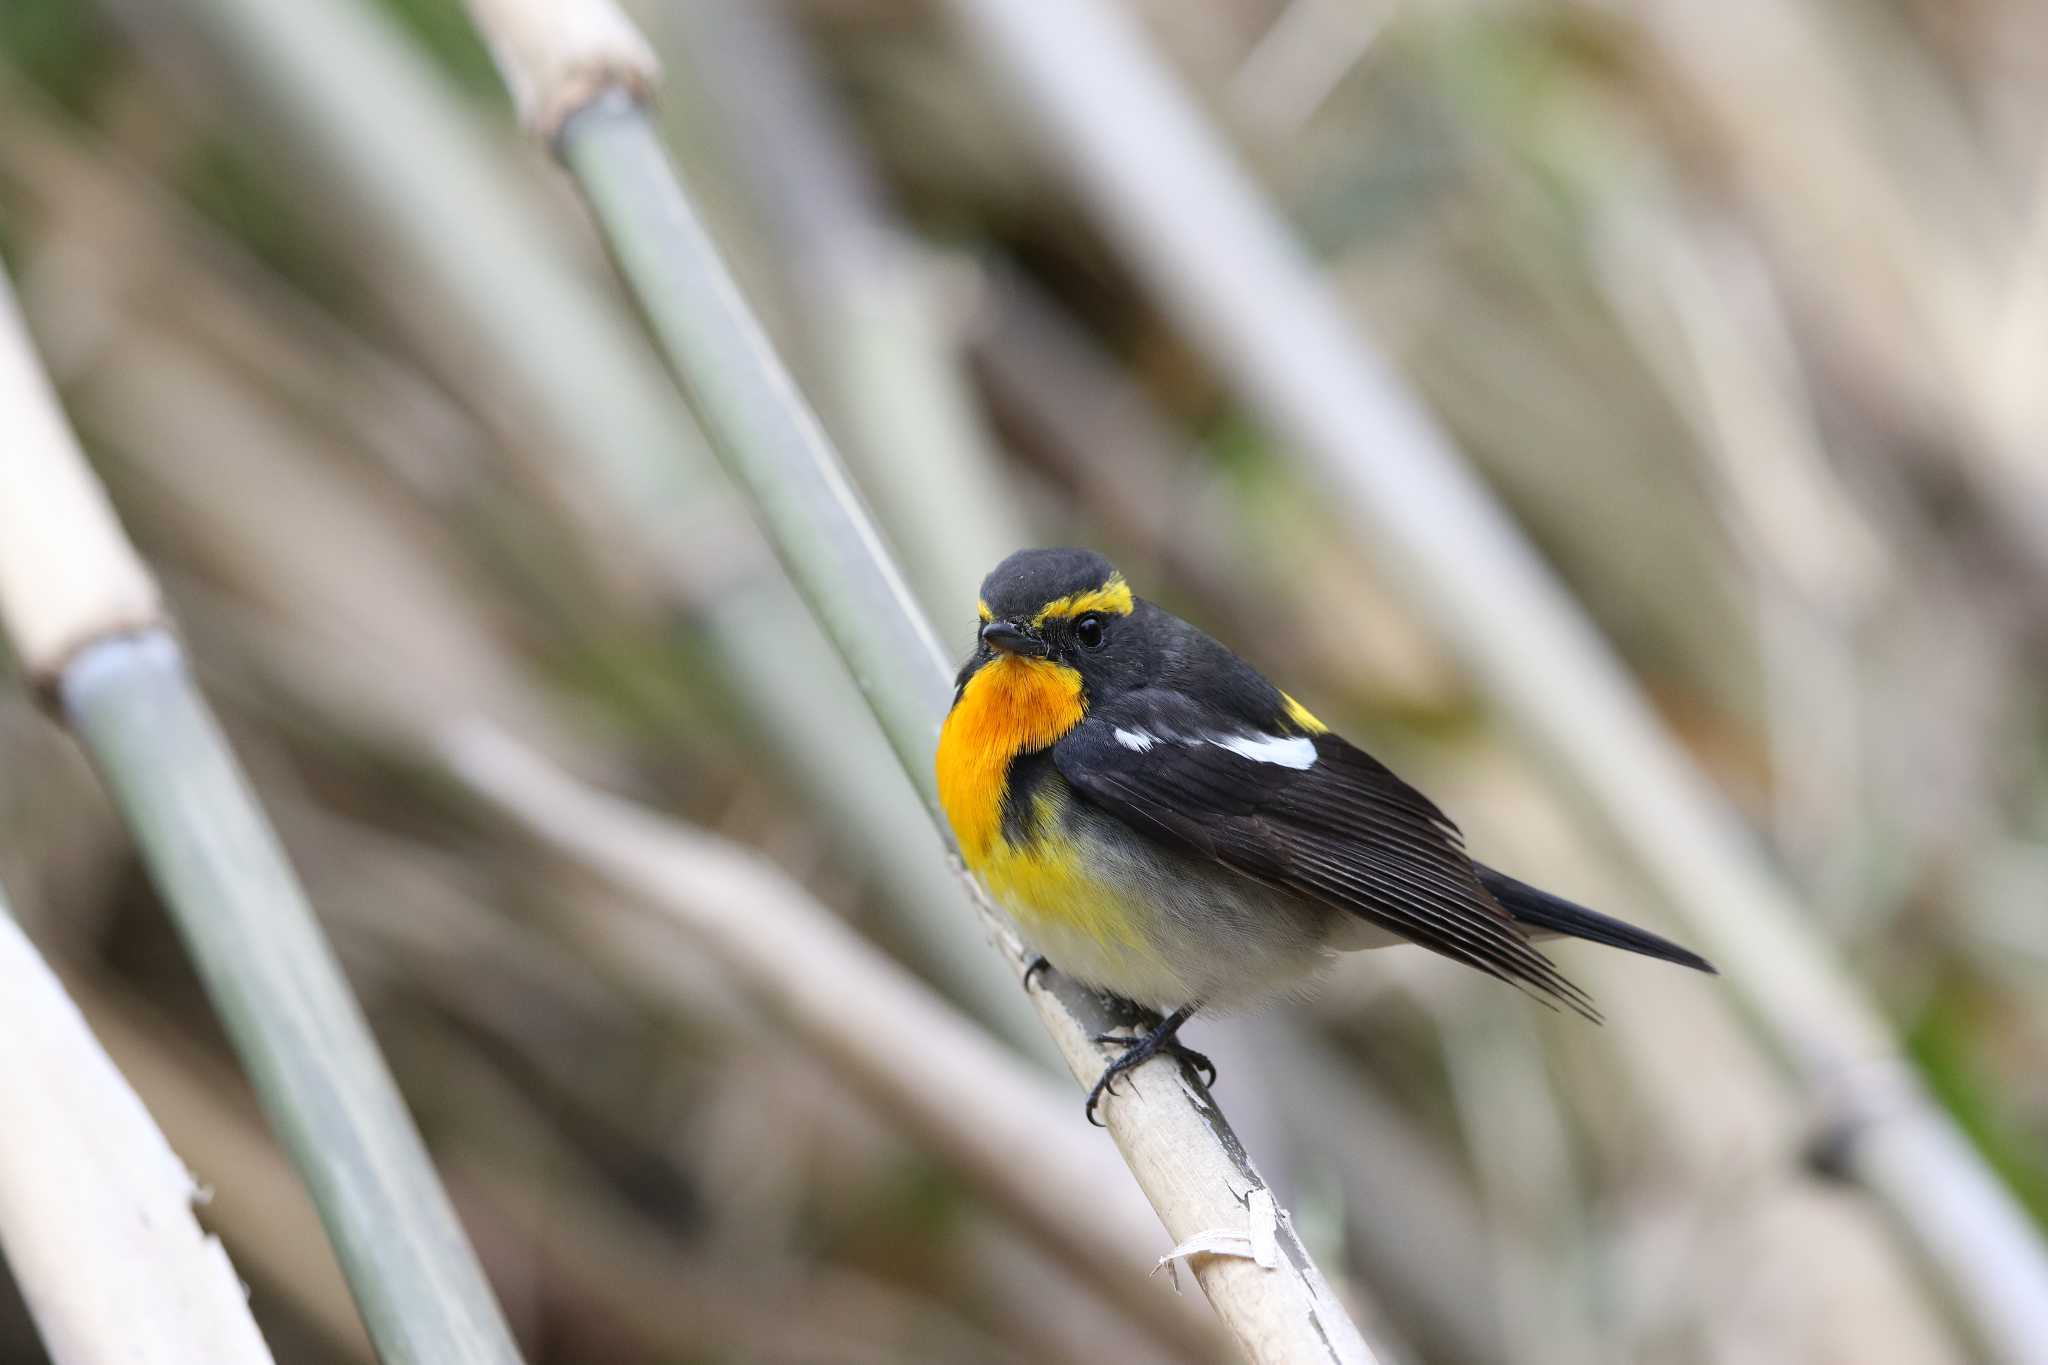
left=1210, top=732, right=1317, bottom=770
left=1111, top=725, right=1315, bottom=768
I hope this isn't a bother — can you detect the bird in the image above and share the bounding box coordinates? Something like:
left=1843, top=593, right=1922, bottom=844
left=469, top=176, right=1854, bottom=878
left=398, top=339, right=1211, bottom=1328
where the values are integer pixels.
left=935, top=547, right=1715, bottom=1122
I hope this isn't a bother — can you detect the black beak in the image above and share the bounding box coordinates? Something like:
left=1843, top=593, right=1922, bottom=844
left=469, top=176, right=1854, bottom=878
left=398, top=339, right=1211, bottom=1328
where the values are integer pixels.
left=980, top=620, right=1047, bottom=657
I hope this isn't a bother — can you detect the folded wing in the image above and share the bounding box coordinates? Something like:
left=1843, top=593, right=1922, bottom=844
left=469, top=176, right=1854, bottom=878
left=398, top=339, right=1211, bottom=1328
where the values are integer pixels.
left=1054, top=692, right=1595, bottom=1017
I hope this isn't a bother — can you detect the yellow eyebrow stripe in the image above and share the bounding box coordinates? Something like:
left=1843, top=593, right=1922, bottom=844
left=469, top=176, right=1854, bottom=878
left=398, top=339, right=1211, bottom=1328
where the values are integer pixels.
left=1031, top=574, right=1134, bottom=625
left=978, top=599, right=994, bottom=623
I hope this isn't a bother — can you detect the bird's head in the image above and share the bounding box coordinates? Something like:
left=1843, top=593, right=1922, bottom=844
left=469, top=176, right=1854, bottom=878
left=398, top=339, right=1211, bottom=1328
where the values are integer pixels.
left=956, top=548, right=1157, bottom=706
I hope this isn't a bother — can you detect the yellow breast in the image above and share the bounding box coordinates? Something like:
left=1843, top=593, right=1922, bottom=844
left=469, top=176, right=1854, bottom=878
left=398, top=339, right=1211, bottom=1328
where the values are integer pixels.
left=935, top=655, right=1086, bottom=860
left=974, top=787, right=1145, bottom=952
left=935, top=655, right=1147, bottom=960
left=937, top=654, right=1163, bottom=957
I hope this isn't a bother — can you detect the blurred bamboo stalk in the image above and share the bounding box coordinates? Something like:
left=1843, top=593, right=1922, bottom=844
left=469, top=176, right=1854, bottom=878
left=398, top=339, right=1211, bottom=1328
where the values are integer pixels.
left=0, top=271, right=525, bottom=1365
left=0, top=894, right=276, bottom=1365
left=155, top=0, right=1048, bottom=1056
left=1252, top=1022, right=1511, bottom=1365
left=1620, top=0, right=2048, bottom=597
left=1438, top=996, right=1600, bottom=1365
left=457, top=6, right=1375, bottom=1359
left=454, top=1156, right=1027, bottom=1365
left=443, top=722, right=1218, bottom=1361
left=935, top=0, right=2048, bottom=1355
left=967, top=264, right=1453, bottom=706
left=1226, top=0, right=1389, bottom=149
left=966, top=265, right=1259, bottom=627
left=1591, top=198, right=1885, bottom=924
left=663, top=0, right=1029, bottom=633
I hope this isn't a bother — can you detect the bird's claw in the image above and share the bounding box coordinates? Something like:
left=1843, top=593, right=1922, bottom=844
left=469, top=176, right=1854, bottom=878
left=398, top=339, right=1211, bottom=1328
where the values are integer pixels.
left=1082, top=1013, right=1215, bottom=1125
left=1084, top=1069, right=1126, bottom=1126
left=1022, top=954, right=1052, bottom=992
left=1091, top=1029, right=1217, bottom=1087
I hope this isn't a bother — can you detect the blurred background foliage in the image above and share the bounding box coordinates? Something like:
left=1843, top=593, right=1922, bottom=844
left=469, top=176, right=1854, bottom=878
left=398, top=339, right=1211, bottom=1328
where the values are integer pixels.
left=1, top=0, right=2045, bottom=1361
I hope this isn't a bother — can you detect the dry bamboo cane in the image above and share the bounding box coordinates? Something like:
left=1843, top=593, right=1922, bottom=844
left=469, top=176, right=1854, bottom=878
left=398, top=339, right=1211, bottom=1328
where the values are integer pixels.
left=0, top=892, right=276, bottom=1365
left=0, top=270, right=524, bottom=1364
left=457, top=3, right=1375, bottom=1359
left=934, top=1, right=2048, bottom=1359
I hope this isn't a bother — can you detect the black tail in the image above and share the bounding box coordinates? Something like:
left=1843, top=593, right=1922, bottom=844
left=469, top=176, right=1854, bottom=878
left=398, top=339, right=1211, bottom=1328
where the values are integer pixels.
left=1476, top=865, right=1716, bottom=974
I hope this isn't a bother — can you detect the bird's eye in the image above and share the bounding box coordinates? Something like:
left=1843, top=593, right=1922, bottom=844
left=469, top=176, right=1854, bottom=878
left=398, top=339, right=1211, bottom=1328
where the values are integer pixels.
left=1074, top=614, right=1107, bottom=650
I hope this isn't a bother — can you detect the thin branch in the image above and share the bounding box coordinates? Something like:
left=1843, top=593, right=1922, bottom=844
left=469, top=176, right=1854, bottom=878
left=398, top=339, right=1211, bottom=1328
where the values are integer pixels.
left=0, top=269, right=525, bottom=1364
left=0, top=895, right=276, bottom=1365
left=934, top=0, right=2048, bottom=1356
left=456, top=7, right=1378, bottom=1358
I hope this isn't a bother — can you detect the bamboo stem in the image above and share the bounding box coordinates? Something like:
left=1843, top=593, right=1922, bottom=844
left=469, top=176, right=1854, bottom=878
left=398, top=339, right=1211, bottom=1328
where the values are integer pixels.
left=60, top=640, right=526, bottom=1365
left=0, top=271, right=525, bottom=1365
left=557, top=99, right=954, bottom=787
left=456, top=6, right=1378, bottom=1355
left=934, top=0, right=2048, bottom=1356
left=0, top=895, right=276, bottom=1365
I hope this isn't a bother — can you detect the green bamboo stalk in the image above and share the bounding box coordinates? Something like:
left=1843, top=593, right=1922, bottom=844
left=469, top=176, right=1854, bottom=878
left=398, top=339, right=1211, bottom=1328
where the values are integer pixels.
left=933, top=1, right=2048, bottom=1359
left=456, top=6, right=1376, bottom=1357
left=558, top=98, right=955, bottom=796
left=0, top=891, right=276, bottom=1365
left=0, top=271, right=523, bottom=1365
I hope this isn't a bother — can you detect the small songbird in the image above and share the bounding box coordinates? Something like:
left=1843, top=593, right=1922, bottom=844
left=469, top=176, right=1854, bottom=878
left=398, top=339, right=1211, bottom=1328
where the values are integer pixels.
left=936, top=548, right=1714, bottom=1120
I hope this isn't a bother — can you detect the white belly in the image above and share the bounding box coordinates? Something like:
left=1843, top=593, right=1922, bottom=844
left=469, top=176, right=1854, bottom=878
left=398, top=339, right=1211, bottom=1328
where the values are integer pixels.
left=1000, top=806, right=1350, bottom=1013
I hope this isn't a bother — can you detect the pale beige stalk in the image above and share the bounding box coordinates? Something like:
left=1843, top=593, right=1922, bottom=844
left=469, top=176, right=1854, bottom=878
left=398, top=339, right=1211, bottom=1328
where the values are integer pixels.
left=65, top=978, right=376, bottom=1362
left=0, top=901, right=276, bottom=1365
left=0, top=287, right=160, bottom=682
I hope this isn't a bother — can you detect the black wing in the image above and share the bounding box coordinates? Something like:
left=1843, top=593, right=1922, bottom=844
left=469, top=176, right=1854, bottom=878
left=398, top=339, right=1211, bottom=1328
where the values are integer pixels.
left=1053, top=691, right=1595, bottom=1017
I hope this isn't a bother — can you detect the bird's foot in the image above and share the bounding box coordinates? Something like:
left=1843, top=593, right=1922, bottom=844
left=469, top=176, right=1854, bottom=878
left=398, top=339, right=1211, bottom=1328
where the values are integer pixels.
left=1022, top=954, right=1053, bottom=992
left=1090, top=1032, right=1217, bottom=1089
left=1083, top=1006, right=1209, bottom=1125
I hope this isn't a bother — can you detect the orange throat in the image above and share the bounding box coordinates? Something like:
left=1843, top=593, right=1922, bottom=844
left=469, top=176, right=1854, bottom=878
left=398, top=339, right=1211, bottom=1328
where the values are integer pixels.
left=936, top=656, right=1086, bottom=862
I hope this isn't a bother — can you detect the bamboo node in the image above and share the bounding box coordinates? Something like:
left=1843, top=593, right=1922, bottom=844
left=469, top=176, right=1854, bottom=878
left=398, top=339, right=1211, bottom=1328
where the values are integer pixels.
left=463, top=0, right=659, bottom=140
